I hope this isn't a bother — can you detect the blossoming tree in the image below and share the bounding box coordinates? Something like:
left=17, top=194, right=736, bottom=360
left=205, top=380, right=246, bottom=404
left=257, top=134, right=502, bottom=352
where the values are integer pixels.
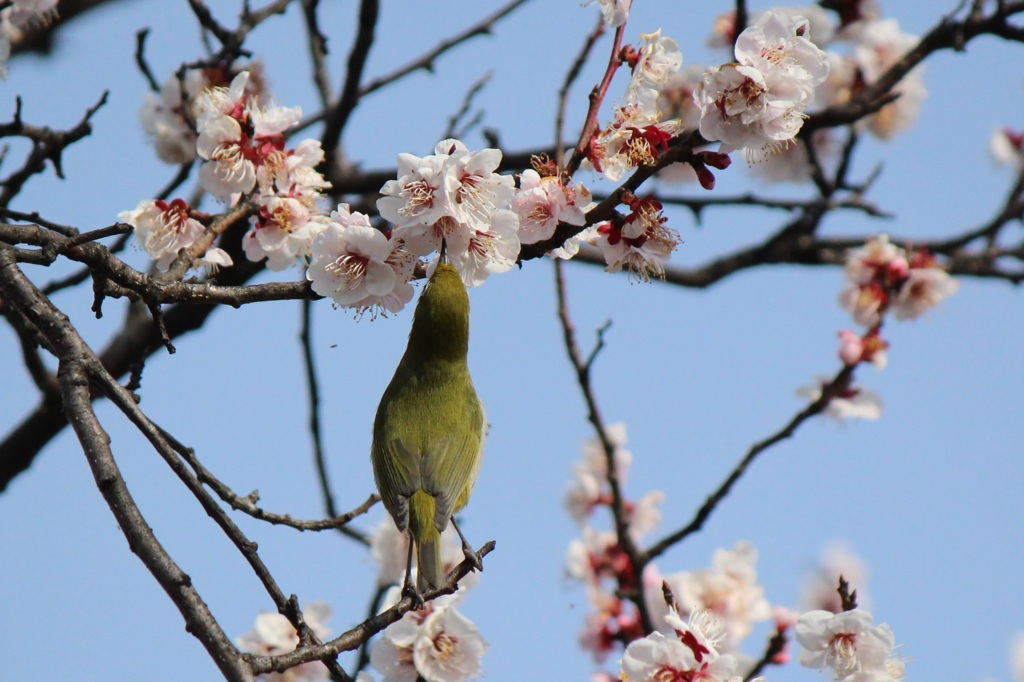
left=1, top=1, right=1023, bottom=681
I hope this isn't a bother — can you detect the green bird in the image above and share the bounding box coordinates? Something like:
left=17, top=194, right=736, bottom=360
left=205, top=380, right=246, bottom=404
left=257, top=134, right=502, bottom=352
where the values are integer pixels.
left=371, top=257, right=486, bottom=597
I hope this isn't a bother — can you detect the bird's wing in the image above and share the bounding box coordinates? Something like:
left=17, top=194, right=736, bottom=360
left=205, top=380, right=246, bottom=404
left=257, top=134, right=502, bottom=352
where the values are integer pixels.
left=371, top=435, right=423, bottom=531
left=426, top=394, right=486, bottom=531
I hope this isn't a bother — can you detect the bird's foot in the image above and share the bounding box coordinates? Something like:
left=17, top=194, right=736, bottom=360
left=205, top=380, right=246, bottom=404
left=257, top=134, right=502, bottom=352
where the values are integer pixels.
left=401, top=580, right=426, bottom=610
left=451, top=517, right=483, bottom=573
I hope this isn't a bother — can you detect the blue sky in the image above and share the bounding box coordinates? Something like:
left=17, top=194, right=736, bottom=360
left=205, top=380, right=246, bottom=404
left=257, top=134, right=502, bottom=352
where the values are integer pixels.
left=1, top=1, right=1022, bottom=681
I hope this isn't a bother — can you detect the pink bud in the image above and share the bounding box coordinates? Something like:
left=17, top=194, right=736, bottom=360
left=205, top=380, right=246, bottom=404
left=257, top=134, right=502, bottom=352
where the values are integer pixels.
left=838, top=329, right=863, bottom=366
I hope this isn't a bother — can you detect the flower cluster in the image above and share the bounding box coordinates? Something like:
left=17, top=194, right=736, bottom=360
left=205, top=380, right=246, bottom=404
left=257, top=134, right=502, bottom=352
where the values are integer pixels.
left=377, top=139, right=520, bottom=286
left=796, top=609, right=904, bottom=681
left=654, top=542, right=772, bottom=652
left=583, top=30, right=683, bottom=182
left=139, top=63, right=266, bottom=165
left=118, top=198, right=232, bottom=273
left=696, top=10, right=830, bottom=158
left=620, top=609, right=765, bottom=682
left=306, top=204, right=416, bottom=317
left=126, top=69, right=332, bottom=274
left=587, top=193, right=680, bottom=281
left=838, top=234, right=958, bottom=328
left=511, top=159, right=592, bottom=249
left=846, top=18, right=925, bottom=140
left=564, top=424, right=662, bottom=663
left=236, top=601, right=332, bottom=682
left=191, top=71, right=332, bottom=270
left=564, top=425, right=773, bottom=673
left=795, top=234, right=958, bottom=424
left=696, top=5, right=924, bottom=180
left=368, top=519, right=487, bottom=682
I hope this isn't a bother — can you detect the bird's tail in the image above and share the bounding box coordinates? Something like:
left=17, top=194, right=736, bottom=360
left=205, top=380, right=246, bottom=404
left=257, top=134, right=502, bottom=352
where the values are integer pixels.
left=409, top=490, right=444, bottom=593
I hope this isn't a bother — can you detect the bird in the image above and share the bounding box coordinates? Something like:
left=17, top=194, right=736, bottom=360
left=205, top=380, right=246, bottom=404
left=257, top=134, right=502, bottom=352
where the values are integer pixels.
left=371, top=250, right=486, bottom=600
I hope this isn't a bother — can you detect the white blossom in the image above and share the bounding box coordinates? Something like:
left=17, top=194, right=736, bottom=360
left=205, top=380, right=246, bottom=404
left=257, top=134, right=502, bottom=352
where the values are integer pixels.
left=696, top=10, right=829, bottom=156
left=237, top=602, right=332, bottom=682
left=797, top=377, right=883, bottom=422
left=582, top=0, right=630, bottom=28
left=796, top=609, right=896, bottom=680
left=119, top=198, right=205, bottom=271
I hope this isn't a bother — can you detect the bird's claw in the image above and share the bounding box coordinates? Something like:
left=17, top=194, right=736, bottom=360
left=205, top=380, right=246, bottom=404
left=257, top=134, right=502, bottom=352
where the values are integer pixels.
left=401, top=581, right=426, bottom=610
left=461, top=540, right=483, bottom=573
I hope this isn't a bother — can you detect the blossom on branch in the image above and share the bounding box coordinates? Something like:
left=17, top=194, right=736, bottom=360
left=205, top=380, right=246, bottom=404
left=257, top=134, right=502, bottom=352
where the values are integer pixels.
left=378, top=139, right=520, bottom=286
left=139, top=63, right=265, bottom=165
left=795, top=608, right=902, bottom=681
left=624, top=30, right=684, bottom=114
left=991, top=127, right=1024, bottom=165
left=371, top=587, right=487, bottom=682
left=118, top=198, right=232, bottom=273
left=589, top=194, right=679, bottom=281
left=696, top=9, right=830, bottom=157
left=620, top=608, right=766, bottom=682
left=849, top=19, right=925, bottom=139
left=658, top=541, right=772, bottom=651
left=838, top=329, right=888, bottom=369
left=838, top=234, right=958, bottom=326
left=512, top=168, right=591, bottom=247
left=797, top=377, right=883, bottom=422
left=306, top=205, right=415, bottom=316
left=583, top=0, right=630, bottom=28
left=236, top=602, right=332, bottom=682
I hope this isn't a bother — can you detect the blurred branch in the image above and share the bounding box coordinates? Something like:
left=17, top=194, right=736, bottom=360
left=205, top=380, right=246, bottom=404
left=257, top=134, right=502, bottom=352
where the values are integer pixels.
left=301, top=0, right=333, bottom=108
left=744, top=627, right=789, bottom=681
left=441, top=71, right=491, bottom=141
left=320, top=0, right=380, bottom=173
left=0, top=91, right=108, bottom=206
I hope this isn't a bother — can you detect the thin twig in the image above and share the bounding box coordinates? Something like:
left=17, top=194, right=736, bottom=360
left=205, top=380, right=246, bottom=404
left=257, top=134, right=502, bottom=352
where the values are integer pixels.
left=301, top=298, right=340, bottom=520
left=553, top=259, right=654, bottom=634
left=555, top=15, right=605, bottom=162
left=642, top=365, right=857, bottom=563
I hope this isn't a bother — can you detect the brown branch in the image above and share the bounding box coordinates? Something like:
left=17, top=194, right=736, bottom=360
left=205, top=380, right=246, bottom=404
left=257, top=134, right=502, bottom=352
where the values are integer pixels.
left=805, top=2, right=1024, bottom=134
left=355, top=0, right=530, bottom=99
left=89, top=371, right=350, bottom=680
left=0, top=243, right=252, bottom=681
left=301, top=0, right=333, bottom=108
left=554, top=259, right=654, bottom=634
left=301, top=298, right=339, bottom=522
left=249, top=541, right=496, bottom=675
left=744, top=628, right=788, bottom=681
left=152, top=421, right=376, bottom=538
left=555, top=14, right=605, bottom=161
left=441, top=72, right=492, bottom=141
left=320, top=0, right=379, bottom=174
left=564, top=20, right=628, bottom=175
left=0, top=90, right=108, bottom=206
left=642, top=365, right=857, bottom=563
